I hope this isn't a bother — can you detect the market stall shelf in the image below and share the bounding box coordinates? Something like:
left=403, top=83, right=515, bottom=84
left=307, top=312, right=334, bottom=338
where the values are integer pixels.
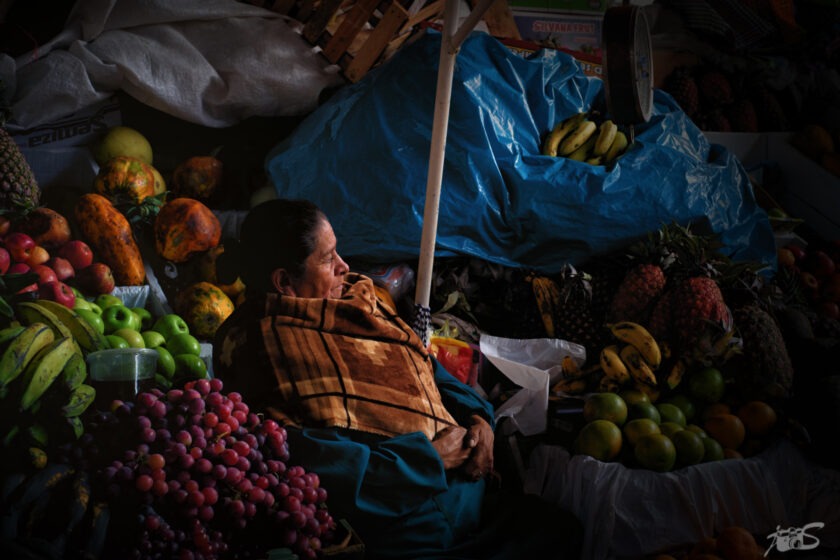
left=245, top=0, right=446, bottom=82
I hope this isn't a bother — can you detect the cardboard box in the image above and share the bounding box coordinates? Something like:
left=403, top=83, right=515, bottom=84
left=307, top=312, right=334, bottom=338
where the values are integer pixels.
left=705, top=132, right=840, bottom=241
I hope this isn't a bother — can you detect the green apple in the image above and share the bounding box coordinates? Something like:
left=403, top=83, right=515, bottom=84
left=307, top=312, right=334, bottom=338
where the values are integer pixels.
left=166, top=332, right=201, bottom=357
left=131, top=307, right=153, bottom=331
left=112, top=328, right=145, bottom=349
left=152, top=313, right=190, bottom=341
left=73, top=297, right=92, bottom=312
left=154, top=346, right=176, bottom=379
left=95, top=294, right=123, bottom=310
left=76, top=308, right=105, bottom=335
left=88, top=302, right=103, bottom=316
left=105, top=334, right=130, bottom=349
left=102, top=304, right=141, bottom=334
left=142, top=330, right=166, bottom=349
left=174, top=354, right=208, bottom=380
left=71, top=286, right=85, bottom=299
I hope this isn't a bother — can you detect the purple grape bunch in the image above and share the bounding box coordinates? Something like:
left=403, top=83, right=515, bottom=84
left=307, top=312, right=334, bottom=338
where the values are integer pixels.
left=95, top=377, right=337, bottom=559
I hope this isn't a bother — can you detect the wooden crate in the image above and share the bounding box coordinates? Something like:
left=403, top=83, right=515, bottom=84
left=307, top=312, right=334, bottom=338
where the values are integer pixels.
left=246, top=0, right=446, bottom=82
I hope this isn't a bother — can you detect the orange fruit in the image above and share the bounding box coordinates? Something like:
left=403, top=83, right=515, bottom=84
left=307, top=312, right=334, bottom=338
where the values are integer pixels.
left=583, top=392, right=628, bottom=426
left=575, top=420, right=623, bottom=461
left=700, top=402, right=731, bottom=422
left=634, top=433, right=676, bottom=472
left=688, top=367, right=725, bottom=403
left=736, top=400, right=777, bottom=437
left=663, top=393, right=696, bottom=422
left=623, top=418, right=661, bottom=447
left=704, top=413, right=746, bottom=451
left=685, top=423, right=708, bottom=438
left=657, top=403, right=687, bottom=427
left=716, top=526, right=761, bottom=560
left=659, top=421, right=685, bottom=439
left=723, top=448, right=743, bottom=460
left=672, top=429, right=705, bottom=466
left=701, top=434, right=724, bottom=462
left=627, top=401, right=661, bottom=424
left=619, top=388, right=650, bottom=406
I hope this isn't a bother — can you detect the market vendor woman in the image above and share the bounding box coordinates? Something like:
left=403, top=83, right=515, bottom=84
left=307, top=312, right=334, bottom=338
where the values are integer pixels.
left=213, top=198, right=582, bottom=559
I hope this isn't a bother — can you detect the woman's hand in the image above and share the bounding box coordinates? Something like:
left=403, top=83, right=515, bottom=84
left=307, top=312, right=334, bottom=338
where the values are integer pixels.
left=463, top=414, right=494, bottom=481
left=431, top=425, right=471, bottom=470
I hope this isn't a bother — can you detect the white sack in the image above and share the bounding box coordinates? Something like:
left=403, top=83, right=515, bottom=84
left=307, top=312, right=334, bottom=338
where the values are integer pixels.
left=1, top=0, right=344, bottom=129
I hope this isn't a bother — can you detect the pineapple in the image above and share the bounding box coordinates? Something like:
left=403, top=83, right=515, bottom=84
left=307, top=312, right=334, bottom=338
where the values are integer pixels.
left=553, top=264, right=605, bottom=361
left=731, top=304, right=794, bottom=400
left=663, top=65, right=700, bottom=118
left=650, top=276, right=730, bottom=359
left=1, top=82, right=41, bottom=212
left=606, top=263, right=666, bottom=325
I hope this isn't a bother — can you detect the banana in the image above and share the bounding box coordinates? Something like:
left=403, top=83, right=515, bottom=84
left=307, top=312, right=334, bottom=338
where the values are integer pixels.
left=62, top=384, right=96, bottom=418
left=599, top=345, right=630, bottom=384
left=28, top=447, right=48, bottom=469
left=28, top=299, right=108, bottom=354
left=585, top=155, right=603, bottom=166
left=60, top=351, right=87, bottom=392
left=665, top=359, right=687, bottom=390
left=531, top=275, right=561, bottom=338
left=551, top=376, right=588, bottom=395
left=593, top=120, right=618, bottom=156
left=14, top=462, right=76, bottom=513
left=561, top=355, right=588, bottom=379
left=19, top=336, right=78, bottom=411
left=0, top=323, right=55, bottom=391
left=633, top=379, right=660, bottom=403
left=67, top=416, right=85, bottom=439
left=26, top=424, right=49, bottom=448
left=0, top=325, right=25, bottom=347
left=84, top=501, right=111, bottom=560
left=604, top=130, right=629, bottom=163
left=598, top=375, right=621, bottom=393
left=568, top=134, right=597, bottom=162
left=543, top=112, right=586, bottom=156
left=558, top=120, right=597, bottom=156
left=620, top=344, right=658, bottom=387
left=15, top=302, right=74, bottom=344
left=608, top=321, right=662, bottom=370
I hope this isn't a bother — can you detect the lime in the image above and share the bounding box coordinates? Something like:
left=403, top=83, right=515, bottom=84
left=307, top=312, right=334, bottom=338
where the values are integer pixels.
left=663, top=394, right=696, bottom=422
left=659, top=421, right=685, bottom=439
left=702, top=437, right=725, bottom=462
left=618, top=388, right=650, bottom=406
left=656, top=403, right=687, bottom=427
left=627, top=401, right=661, bottom=424
left=623, top=418, right=661, bottom=447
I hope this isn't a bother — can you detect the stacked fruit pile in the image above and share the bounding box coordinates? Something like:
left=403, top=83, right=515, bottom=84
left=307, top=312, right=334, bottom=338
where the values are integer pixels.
left=542, top=111, right=629, bottom=165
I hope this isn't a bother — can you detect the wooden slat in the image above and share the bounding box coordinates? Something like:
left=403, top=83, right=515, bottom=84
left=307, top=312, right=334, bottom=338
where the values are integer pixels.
left=269, top=0, right=297, bottom=15
left=404, top=0, right=443, bottom=30
left=345, top=1, right=408, bottom=82
left=303, top=0, right=345, bottom=43
left=297, top=0, right=320, bottom=25
left=470, top=0, right=520, bottom=40
left=323, top=0, right=381, bottom=63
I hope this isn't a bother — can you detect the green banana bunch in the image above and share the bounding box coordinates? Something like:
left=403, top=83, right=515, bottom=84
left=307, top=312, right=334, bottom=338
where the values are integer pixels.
left=28, top=299, right=108, bottom=355
left=0, top=322, right=56, bottom=393
left=19, top=336, right=79, bottom=411
left=62, top=384, right=96, bottom=418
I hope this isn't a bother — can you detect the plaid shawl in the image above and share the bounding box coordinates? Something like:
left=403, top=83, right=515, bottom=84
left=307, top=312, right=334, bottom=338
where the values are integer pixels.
left=259, top=274, right=457, bottom=440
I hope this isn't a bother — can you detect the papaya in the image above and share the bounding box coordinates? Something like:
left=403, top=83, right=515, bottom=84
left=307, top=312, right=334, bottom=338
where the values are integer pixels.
left=154, top=198, right=221, bottom=263
left=175, top=281, right=235, bottom=340
left=74, top=193, right=145, bottom=286
left=93, top=155, right=156, bottom=204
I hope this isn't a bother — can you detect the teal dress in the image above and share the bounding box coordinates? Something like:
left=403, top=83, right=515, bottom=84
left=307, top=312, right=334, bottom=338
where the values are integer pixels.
left=284, top=361, right=494, bottom=559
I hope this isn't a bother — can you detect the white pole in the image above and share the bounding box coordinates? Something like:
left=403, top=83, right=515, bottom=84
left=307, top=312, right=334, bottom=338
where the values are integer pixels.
left=414, top=0, right=462, bottom=311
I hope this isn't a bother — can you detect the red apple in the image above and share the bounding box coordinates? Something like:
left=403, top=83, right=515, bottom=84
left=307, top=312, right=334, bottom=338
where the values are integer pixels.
left=0, top=247, right=9, bottom=275
left=799, top=270, right=821, bottom=300
left=8, top=262, right=37, bottom=293
left=30, top=263, right=58, bottom=286
left=4, top=232, right=36, bottom=263
left=26, top=245, right=50, bottom=267
left=57, top=240, right=94, bottom=270
left=45, top=256, right=74, bottom=282
left=786, top=244, right=807, bottom=262
left=75, top=262, right=115, bottom=296
left=818, top=300, right=840, bottom=320
left=804, top=249, right=836, bottom=280
left=0, top=215, right=11, bottom=238
left=777, top=247, right=796, bottom=269
left=38, top=280, right=76, bottom=308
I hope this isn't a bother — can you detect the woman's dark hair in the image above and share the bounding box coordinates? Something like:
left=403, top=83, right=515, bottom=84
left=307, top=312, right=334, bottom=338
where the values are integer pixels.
left=231, top=198, right=326, bottom=294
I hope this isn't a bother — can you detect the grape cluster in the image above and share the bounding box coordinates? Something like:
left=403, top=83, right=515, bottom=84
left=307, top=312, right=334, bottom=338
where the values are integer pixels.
left=90, top=378, right=337, bottom=559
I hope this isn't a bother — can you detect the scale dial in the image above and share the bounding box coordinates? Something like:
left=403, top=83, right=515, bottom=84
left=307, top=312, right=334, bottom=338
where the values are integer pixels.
left=603, top=5, right=654, bottom=125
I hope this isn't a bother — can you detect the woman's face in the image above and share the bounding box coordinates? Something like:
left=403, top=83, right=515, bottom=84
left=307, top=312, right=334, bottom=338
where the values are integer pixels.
left=288, top=219, right=349, bottom=299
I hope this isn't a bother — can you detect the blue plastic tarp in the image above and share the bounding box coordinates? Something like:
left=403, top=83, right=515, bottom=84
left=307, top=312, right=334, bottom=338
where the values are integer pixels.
left=265, top=30, right=776, bottom=274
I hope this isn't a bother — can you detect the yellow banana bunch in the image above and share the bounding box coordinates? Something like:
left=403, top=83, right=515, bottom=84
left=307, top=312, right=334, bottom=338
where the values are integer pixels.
left=608, top=321, right=662, bottom=370
left=551, top=376, right=588, bottom=395
left=619, top=344, right=658, bottom=387
left=543, top=114, right=630, bottom=165
left=599, top=345, right=630, bottom=384
left=531, top=275, right=562, bottom=338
